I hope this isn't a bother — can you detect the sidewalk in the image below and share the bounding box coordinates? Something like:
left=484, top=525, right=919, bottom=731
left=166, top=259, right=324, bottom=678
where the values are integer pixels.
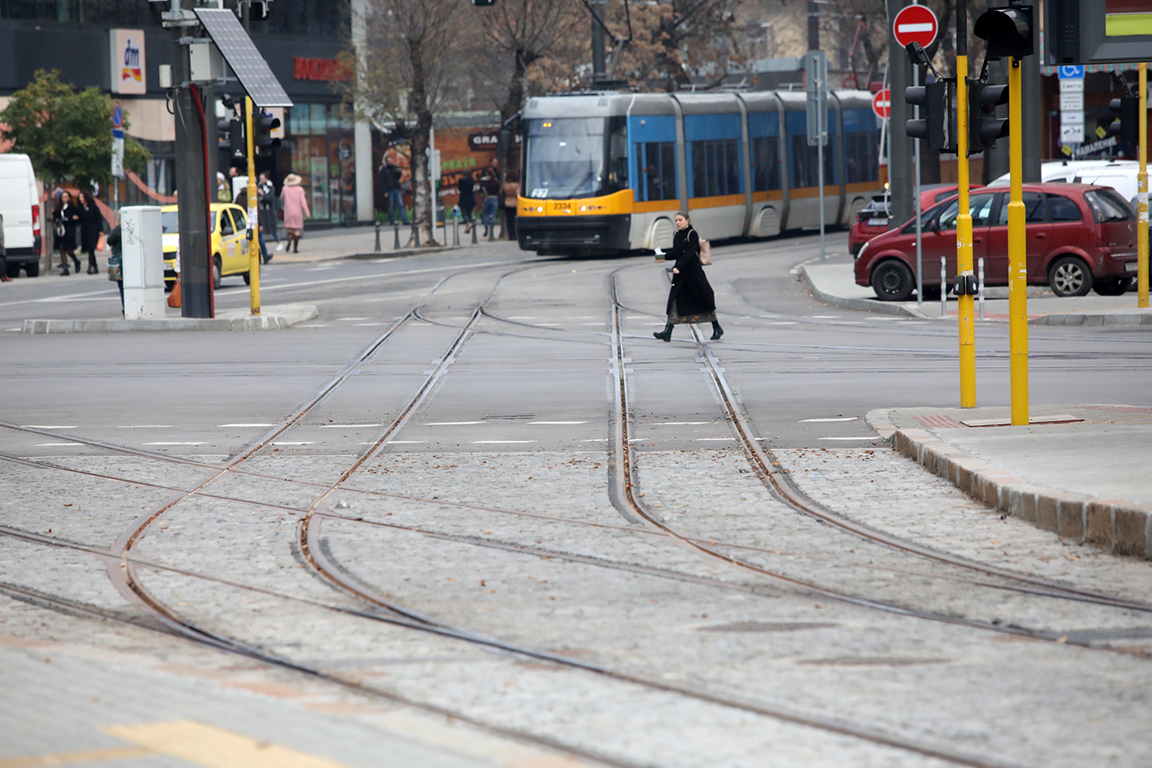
left=268, top=222, right=508, bottom=264
left=867, top=405, right=1152, bottom=560
left=803, top=261, right=1152, bottom=326
left=22, top=302, right=318, bottom=334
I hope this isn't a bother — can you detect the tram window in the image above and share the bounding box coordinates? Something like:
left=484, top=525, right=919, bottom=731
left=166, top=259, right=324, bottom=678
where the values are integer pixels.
left=844, top=133, right=878, bottom=184
left=691, top=139, right=741, bottom=198
left=752, top=136, right=780, bottom=192
left=608, top=117, right=629, bottom=192
left=790, top=135, right=835, bottom=189
left=636, top=141, right=677, bottom=201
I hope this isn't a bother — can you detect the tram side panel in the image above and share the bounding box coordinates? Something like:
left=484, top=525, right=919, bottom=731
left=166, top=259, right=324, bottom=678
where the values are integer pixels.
left=627, top=109, right=681, bottom=251
left=680, top=108, right=748, bottom=242
left=781, top=103, right=841, bottom=231
left=838, top=102, right=883, bottom=230
left=744, top=99, right=787, bottom=238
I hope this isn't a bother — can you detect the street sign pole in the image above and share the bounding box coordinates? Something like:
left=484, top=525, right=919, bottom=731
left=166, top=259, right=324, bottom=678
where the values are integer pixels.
left=913, top=62, right=922, bottom=308
left=806, top=51, right=828, bottom=264
left=1138, top=62, right=1149, bottom=310
left=956, top=0, right=975, bottom=408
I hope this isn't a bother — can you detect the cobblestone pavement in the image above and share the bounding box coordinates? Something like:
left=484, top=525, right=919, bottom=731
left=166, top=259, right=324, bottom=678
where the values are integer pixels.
left=2, top=237, right=1151, bottom=768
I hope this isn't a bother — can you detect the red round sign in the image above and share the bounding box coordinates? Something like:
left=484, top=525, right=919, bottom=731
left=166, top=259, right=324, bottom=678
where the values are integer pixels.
left=872, top=89, right=892, bottom=120
left=892, top=4, right=939, bottom=49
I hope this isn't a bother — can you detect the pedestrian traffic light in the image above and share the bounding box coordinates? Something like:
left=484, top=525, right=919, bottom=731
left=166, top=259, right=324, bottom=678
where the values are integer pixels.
left=1107, top=97, right=1139, bottom=145
left=254, top=111, right=281, bottom=154
left=218, top=118, right=245, bottom=162
left=973, top=5, right=1034, bottom=61
left=968, top=80, right=1010, bottom=153
left=904, top=80, right=953, bottom=152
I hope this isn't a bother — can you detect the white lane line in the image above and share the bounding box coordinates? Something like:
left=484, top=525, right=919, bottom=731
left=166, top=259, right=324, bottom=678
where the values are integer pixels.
left=22, top=425, right=76, bottom=429
left=580, top=322, right=603, bottom=326
left=581, top=438, right=643, bottom=442
left=320, top=423, right=383, bottom=428
left=425, top=421, right=485, bottom=426
left=365, top=294, right=419, bottom=302
left=471, top=440, right=536, bottom=444
left=335, top=317, right=371, bottom=321
left=218, top=423, right=275, bottom=428
left=117, top=425, right=174, bottom=429
left=529, top=421, right=587, bottom=425
left=811, top=315, right=842, bottom=319
left=5, top=327, right=21, bottom=332
left=652, top=421, right=710, bottom=425
left=800, top=417, right=859, bottom=423
left=272, top=441, right=313, bottom=445
left=0, top=288, right=117, bottom=308
left=144, top=442, right=208, bottom=446
left=817, top=437, right=877, bottom=441
left=36, top=442, right=83, bottom=447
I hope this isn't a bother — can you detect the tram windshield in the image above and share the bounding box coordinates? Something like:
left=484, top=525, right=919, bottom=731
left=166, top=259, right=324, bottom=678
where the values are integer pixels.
left=524, top=118, right=621, bottom=200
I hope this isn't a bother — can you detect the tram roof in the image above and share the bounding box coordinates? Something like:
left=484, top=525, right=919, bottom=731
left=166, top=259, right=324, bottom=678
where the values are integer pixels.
left=523, top=90, right=875, bottom=119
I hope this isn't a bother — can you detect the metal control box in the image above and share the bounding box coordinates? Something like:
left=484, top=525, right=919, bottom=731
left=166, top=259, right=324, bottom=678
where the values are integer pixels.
left=120, top=206, right=165, bottom=320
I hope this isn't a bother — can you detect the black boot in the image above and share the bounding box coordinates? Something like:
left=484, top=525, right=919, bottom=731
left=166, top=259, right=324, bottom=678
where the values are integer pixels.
left=710, top=320, right=724, bottom=341
left=653, top=323, right=673, bottom=342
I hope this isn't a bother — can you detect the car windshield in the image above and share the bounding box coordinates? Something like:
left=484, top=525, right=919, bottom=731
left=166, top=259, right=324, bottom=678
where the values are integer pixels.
left=161, top=210, right=217, bottom=233
left=1084, top=189, right=1134, bottom=222
left=524, top=118, right=607, bottom=199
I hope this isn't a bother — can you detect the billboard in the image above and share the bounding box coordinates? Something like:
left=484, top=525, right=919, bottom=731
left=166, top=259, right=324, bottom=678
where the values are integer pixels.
left=1047, top=0, right=1152, bottom=65
left=109, top=29, right=147, bottom=95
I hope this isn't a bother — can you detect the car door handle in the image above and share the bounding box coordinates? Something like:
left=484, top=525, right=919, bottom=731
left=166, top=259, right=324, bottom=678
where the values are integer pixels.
left=1035, top=233, right=1046, bottom=239
left=974, top=237, right=983, bottom=243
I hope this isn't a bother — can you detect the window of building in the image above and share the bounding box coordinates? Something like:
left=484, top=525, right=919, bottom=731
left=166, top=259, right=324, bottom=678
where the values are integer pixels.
left=691, top=138, right=740, bottom=198
left=636, top=141, right=676, bottom=202
left=751, top=136, right=779, bottom=192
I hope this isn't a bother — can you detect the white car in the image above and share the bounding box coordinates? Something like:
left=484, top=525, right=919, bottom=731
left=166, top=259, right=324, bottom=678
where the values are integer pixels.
left=988, top=160, right=1143, bottom=212
left=0, top=154, right=42, bottom=277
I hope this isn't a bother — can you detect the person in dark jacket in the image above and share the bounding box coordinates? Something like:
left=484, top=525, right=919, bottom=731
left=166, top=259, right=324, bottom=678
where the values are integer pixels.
left=380, top=160, right=408, bottom=225
left=654, top=212, right=723, bottom=342
left=52, top=191, right=82, bottom=275
left=78, top=191, right=104, bottom=274
left=457, top=172, right=477, bottom=233
left=106, top=215, right=124, bottom=313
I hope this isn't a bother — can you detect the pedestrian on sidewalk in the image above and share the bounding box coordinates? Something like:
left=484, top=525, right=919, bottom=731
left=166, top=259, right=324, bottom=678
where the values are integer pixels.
left=380, top=159, right=409, bottom=226
left=52, top=191, right=81, bottom=275
left=653, top=212, right=722, bottom=342
left=457, top=172, right=476, bottom=233
left=258, top=172, right=280, bottom=252
left=78, top=191, right=104, bottom=274
left=479, top=168, right=500, bottom=238
left=501, top=171, right=519, bottom=241
left=280, top=173, right=310, bottom=253
left=106, top=213, right=124, bottom=314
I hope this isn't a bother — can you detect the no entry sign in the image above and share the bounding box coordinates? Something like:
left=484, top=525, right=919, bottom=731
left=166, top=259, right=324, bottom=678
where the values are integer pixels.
left=872, top=89, right=892, bottom=119
left=893, top=5, right=939, bottom=49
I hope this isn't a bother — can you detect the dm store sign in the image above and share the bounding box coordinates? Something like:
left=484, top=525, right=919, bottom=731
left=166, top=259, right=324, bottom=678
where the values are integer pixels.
left=109, top=29, right=146, bottom=95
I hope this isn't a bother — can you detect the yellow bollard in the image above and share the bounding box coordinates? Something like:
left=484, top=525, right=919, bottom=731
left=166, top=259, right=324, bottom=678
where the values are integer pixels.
left=1007, top=60, right=1028, bottom=426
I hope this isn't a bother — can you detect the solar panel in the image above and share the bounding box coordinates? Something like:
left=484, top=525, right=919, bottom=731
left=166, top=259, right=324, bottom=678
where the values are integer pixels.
left=194, top=8, right=293, bottom=108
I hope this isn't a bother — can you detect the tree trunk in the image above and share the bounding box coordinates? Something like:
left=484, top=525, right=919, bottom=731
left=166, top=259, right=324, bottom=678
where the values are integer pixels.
left=407, top=44, right=439, bottom=247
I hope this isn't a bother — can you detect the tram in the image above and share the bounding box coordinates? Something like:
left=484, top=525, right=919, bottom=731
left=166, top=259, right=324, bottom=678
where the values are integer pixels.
left=515, top=90, right=883, bottom=255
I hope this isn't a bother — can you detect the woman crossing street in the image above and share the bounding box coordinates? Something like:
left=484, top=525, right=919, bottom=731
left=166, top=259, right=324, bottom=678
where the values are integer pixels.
left=653, top=212, right=723, bottom=343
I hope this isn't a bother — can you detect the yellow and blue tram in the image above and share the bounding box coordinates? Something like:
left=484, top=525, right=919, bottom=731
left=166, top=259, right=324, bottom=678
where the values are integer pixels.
left=515, top=90, right=883, bottom=255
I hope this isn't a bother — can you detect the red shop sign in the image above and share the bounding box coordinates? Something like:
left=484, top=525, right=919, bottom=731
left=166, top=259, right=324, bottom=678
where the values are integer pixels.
left=293, top=58, right=351, bottom=82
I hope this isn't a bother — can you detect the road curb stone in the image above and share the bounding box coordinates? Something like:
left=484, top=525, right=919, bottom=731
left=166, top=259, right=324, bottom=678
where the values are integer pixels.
left=868, top=411, right=1152, bottom=561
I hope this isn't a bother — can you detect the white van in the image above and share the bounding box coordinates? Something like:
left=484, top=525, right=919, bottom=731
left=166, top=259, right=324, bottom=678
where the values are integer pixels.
left=0, top=154, right=42, bottom=277
left=989, top=160, right=1142, bottom=210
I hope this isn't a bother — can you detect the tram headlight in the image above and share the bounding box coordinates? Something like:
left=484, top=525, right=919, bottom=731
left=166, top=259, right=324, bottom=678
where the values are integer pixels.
left=537, top=206, right=544, bottom=213
left=580, top=205, right=587, bottom=212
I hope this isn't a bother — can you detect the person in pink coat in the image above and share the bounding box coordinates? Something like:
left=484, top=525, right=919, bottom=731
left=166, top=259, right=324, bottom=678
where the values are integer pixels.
left=280, top=173, right=310, bottom=253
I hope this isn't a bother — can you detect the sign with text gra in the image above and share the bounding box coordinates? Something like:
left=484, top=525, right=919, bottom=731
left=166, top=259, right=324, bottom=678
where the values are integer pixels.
left=892, top=4, right=939, bottom=49
left=109, top=29, right=146, bottom=95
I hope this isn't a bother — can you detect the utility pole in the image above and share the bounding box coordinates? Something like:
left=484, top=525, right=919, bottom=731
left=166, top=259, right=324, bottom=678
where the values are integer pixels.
left=170, top=0, right=212, bottom=318
left=807, top=0, right=819, bottom=51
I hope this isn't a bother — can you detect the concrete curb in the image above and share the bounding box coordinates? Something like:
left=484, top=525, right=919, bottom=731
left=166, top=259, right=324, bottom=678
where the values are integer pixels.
left=866, top=409, right=1152, bottom=560
left=22, top=303, right=318, bottom=334
left=800, top=266, right=920, bottom=318
left=1029, top=309, right=1152, bottom=326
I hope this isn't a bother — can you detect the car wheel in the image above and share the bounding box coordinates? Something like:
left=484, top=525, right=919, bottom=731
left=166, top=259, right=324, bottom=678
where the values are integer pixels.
left=870, top=260, right=915, bottom=302
left=1092, top=276, right=1133, bottom=296
left=212, top=256, right=222, bottom=290
left=24, top=262, right=39, bottom=278
left=1048, top=255, right=1093, bottom=297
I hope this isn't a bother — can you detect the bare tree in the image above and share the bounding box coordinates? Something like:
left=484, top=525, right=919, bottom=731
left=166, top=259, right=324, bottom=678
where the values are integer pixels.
left=338, top=0, right=467, bottom=246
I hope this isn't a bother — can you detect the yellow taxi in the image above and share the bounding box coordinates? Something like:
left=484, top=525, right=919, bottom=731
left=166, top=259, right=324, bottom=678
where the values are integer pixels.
left=161, top=203, right=256, bottom=291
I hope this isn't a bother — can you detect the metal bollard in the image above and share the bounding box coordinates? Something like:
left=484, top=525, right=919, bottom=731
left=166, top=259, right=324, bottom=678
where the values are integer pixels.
left=393, top=223, right=401, bottom=250
left=940, top=256, right=947, bottom=318
left=471, top=222, right=478, bottom=245
left=978, top=257, right=986, bottom=321
left=488, top=216, right=495, bottom=242
left=413, top=221, right=420, bottom=248
left=374, top=221, right=381, bottom=252
left=453, top=217, right=459, bottom=246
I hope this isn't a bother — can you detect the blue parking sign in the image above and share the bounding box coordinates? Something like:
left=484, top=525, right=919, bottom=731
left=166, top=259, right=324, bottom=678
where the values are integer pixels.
left=1058, top=65, right=1085, bottom=80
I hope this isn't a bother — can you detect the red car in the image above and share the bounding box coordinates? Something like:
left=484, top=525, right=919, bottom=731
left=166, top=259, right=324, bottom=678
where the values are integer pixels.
left=855, top=183, right=1139, bottom=301
left=848, top=184, right=978, bottom=255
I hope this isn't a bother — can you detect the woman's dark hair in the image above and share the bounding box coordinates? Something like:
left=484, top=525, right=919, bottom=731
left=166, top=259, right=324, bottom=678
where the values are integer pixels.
left=79, top=191, right=94, bottom=207
left=507, top=171, right=519, bottom=182
left=676, top=211, right=690, bottom=221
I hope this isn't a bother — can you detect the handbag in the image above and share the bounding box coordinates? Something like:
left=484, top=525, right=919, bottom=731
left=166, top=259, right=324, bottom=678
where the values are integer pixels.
left=699, top=237, right=712, bottom=266
left=54, top=221, right=66, bottom=238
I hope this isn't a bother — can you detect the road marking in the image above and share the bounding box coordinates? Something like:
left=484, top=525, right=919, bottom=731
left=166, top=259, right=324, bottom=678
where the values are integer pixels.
left=117, top=425, right=174, bottom=429
left=0, top=746, right=156, bottom=767
left=764, top=321, right=797, bottom=325
left=5, top=327, right=21, bottom=332
left=811, top=315, right=842, bottom=319
left=335, top=317, right=371, bottom=321
left=582, top=438, right=643, bottom=442
left=256, top=259, right=508, bottom=295
left=425, top=421, right=485, bottom=426
left=320, top=423, right=383, bottom=428
left=144, top=442, right=207, bottom=446
left=471, top=440, right=536, bottom=444
left=218, top=423, right=275, bottom=428
left=800, top=417, right=858, bottom=422
left=35, top=442, right=83, bottom=447
left=580, top=322, right=603, bottom=326
left=22, top=425, right=76, bottom=429
left=271, top=441, right=313, bottom=446
left=529, top=421, right=587, bottom=425
left=104, top=720, right=354, bottom=768
left=817, top=437, right=876, bottom=441
left=0, top=288, right=116, bottom=308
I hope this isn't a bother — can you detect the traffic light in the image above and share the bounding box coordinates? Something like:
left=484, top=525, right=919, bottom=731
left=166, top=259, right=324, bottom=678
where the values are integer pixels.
left=1107, top=97, right=1139, bottom=145
left=254, top=111, right=281, bottom=154
left=904, top=80, right=953, bottom=152
left=218, top=117, right=245, bottom=162
left=973, top=5, right=1034, bottom=61
left=968, top=80, right=1009, bottom=153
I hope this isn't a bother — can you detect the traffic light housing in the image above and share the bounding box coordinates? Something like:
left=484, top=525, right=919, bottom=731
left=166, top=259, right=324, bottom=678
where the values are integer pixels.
left=218, top=117, right=245, bottom=164
left=973, top=5, right=1034, bottom=61
left=254, top=111, right=281, bottom=154
left=968, top=80, right=1010, bottom=154
left=1107, top=97, right=1139, bottom=145
left=905, top=80, right=954, bottom=152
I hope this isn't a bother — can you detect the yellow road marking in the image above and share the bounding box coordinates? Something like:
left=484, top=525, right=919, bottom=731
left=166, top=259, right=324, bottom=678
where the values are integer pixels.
left=103, top=721, right=353, bottom=768
left=0, top=746, right=155, bottom=768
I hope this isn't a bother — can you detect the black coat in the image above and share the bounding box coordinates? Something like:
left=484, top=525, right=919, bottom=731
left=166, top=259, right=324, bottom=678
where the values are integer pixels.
left=457, top=176, right=476, bottom=209
left=53, top=203, right=79, bottom=251
left=666, top=225, right=716, bottom=319
left=79, top=204, right=104, bottom=252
